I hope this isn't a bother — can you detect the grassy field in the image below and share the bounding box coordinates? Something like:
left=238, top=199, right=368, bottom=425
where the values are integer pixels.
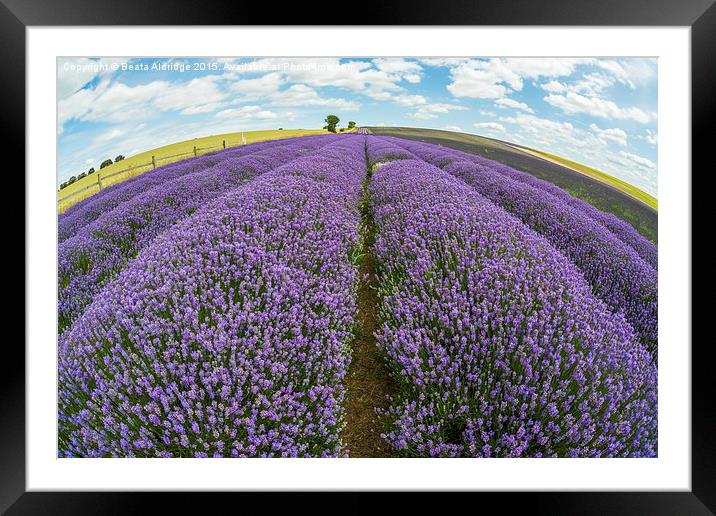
left=368, top=127, right=658, bottom=242
left=58, top=128, right=346, bottom=213
left=511, top=145, right=658, bottom=209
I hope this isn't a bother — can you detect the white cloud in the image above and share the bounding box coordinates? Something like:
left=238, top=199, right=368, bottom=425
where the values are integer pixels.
left=619, top=151, right=656, bottom=170
left=645, top=129, right=658, bottom=145
left=473, top=122, right=506, bottom=133
left=247, top=58, right=403, bottom=99
left=230, top=72, right=284, bottom=99
left=57, top=58, right=130, bottom=100
left=419, top=58, right=471, bottom=67
left=393, top=94, right=427, bottom=107
left=443, top=125, right=462, bottom=132
left=447, top=58, right=592, bottom=100
left=180, top=103, right=224, bottom=115
left=216, top=106, right=278, bottom=120
left=58, top=76, right=229, bottom=130
left=500, top=58, right=591, bottom=78
left=499, top=114, right=581, bottom=150
left=494, top=97, right=534, bottom=113
left=92, top=128, right=127, bottom=146
left=594, top=59, right=657, bottom=88
left=268, top=84, right=359, bottom=110
left=541, top=80, right=566, bottom=93
left=373, top=58, right=422, bottom=76
left=409, top=103, right=467, bottom=120
left=496, top=113, right=657, bottom=195
left=589, top=123, right=628, bottom=146
left=544, top=91, right=655, bottom=123
left=446, top=59, right=522, bottom=99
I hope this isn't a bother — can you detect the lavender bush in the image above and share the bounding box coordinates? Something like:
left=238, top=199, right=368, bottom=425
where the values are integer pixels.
left=365, top=136, right=416, bottom=168
left=371, top=159, right=657, bottom=457
left=441, top=159, right=658, bottom=356
left=58, top=135, right=342, bottom=333
left=58, top=135, right=367, bottom=457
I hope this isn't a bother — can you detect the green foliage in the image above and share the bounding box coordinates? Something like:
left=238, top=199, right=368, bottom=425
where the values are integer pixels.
left=100, top=159, right=113, bottom=169
left=78, top=172, right=87, bottom=180
left=347, top=121, right=356, bottom=129
left=114, top=155, right=125, bottom=163
left=87, top=167, right=96, bottom=175
left=323, top=114, right=340, bottom=133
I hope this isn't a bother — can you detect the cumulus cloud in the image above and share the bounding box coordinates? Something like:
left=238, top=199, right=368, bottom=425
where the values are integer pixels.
left=544, top=91, right=655, bottom=123
left=645, top=129, right=658, bottom=145
left=58, top=75, right=228, bottom=130
left=409, top=103, right=467, bottom=120
left=494, top=97, right=534, bottom=113
left=268, top=84, right=359, bottom=110
left=443, top=125, right=463, bottom=132
left=446, top=58, right=591, bottom=100
left=541, top=80, right=566, bottom=93
left=589, top=123, right=628, bottom=146
left=216, top=105, right=278, bottom=120
left=373, top=58, right=423, bottom=80
left=57, top=57, right=130, bottom=100
left=473, top=122, right=506, bottom=133
left=619, top=151, right=656, bottom=170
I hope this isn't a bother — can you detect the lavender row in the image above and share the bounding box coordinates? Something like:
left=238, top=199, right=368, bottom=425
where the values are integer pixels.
left=371, top=136, right=657, bottom=355
left=58, top=137, right=320, bottom=243
left=58, top=135, right=367, bottom=457
left=58, top=135, right=341, bottom=333
left=441, top=159, right=658, bottom=356
left=378, top=135, right=657, bottom=268
left=364, top=136, right=416, bottom=168
left=370, top=159, right=657, bottom=457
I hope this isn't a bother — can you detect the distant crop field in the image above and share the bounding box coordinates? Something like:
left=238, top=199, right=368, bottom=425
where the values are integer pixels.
left=57, top=128, right=349, bottom=213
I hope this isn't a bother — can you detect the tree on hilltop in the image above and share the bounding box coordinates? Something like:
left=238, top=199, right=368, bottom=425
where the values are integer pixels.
left=324, top=115, right=340, bottom=133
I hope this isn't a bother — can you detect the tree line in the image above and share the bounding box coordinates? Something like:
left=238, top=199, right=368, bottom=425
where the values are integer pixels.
left=59, top=155, right=125, bottom=190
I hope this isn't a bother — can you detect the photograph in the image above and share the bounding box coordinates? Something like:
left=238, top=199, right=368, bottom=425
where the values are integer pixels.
left=56, top=56, right=659, bottom=459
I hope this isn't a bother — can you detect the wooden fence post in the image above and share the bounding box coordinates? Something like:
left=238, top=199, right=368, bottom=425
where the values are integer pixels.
left=223, top=139, right=226, bottom=149
left=97, top=172, right=103, bottom=190
left=193, top=146, right=197, bottom=156
left=152, top=155, right=157, bottom=169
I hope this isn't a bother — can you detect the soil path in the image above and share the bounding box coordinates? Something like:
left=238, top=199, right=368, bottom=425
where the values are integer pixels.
left=341, top=169, right=395, bottom=457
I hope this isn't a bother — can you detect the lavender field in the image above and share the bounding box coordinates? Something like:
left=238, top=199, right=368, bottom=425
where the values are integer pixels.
left=58, top=133, right=657, bottom=458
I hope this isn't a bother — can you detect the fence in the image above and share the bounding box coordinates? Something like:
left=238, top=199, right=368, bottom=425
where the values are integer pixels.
left=58, top=137, right=248, bottom=207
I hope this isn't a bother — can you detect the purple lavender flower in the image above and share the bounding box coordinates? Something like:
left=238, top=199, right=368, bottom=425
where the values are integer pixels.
left=370, top=158, right=657, bottom=457
left=58, top=135, right=367, bottom=457
left=57, top=135, right=344, bottom=333
left=374, top=136, right=657, bottom=356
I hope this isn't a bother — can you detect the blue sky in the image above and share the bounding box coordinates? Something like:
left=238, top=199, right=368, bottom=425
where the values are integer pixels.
left=58, top=57, right=658, bottom=195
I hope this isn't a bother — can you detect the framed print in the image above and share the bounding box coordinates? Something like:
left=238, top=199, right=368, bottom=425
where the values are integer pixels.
left=6, top=0, right=713, bottom=512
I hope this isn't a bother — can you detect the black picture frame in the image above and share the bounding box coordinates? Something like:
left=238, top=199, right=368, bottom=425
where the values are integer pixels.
left=5, top=0, right=711, bottom=513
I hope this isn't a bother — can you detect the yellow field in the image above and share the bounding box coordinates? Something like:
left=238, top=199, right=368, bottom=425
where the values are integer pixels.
left=58, top=128, right=348, bottom=213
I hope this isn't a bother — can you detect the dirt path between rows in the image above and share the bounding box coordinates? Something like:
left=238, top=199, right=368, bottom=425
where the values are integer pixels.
left=341, top=170, right=395, bottom=457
